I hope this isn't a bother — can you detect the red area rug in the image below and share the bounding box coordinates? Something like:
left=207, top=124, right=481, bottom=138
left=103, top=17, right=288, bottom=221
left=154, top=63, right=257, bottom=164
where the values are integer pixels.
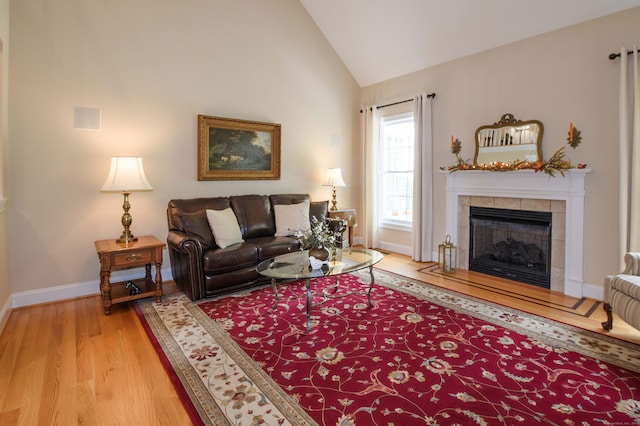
left=136, top=270, right=640, bottom=425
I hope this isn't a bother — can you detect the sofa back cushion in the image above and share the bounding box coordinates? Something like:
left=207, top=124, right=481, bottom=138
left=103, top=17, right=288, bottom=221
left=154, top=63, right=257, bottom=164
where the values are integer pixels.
left=230, top=195, right=275, bottom=239
left=270, top=194, right=328, bottom=224
left=167, top=197, right=230, bottom=248
left=273, top=200, right=311, bottom=236
left=310, top=200, right=329, bottom=223
left=205, top=208, right=245, bottom=248
left=178, top=210, right=215, bottom=248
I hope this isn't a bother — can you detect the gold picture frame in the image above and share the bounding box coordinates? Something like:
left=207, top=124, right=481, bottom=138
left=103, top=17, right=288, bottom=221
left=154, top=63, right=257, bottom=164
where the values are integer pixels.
left=197, top=115, right=281, bottom=180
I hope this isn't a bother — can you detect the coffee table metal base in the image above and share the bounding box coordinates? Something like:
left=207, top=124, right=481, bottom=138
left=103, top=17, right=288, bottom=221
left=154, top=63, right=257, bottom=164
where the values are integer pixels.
left=270, top=265, right=376, bottom=331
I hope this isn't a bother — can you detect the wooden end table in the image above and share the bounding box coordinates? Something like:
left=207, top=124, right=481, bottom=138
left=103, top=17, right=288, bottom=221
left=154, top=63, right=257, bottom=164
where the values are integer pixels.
left=94, top=235, right=166, bottom=315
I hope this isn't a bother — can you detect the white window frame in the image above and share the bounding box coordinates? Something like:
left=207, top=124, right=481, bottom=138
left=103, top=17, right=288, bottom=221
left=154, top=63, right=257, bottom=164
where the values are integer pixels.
left=378, top=112, right=414, bottom=231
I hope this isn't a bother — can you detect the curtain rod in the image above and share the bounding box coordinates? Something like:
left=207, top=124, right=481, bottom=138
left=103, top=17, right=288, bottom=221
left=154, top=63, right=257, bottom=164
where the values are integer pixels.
left=360, top=92, right=436, bottom=113
left=378, top=92, right=436, bottom=109
left=609, top=48, right=640, bottom=60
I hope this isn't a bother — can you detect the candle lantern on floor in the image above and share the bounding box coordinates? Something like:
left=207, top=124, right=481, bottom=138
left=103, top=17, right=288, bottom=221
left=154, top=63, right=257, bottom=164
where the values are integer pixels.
left=438, top=234, right=457, bottom=273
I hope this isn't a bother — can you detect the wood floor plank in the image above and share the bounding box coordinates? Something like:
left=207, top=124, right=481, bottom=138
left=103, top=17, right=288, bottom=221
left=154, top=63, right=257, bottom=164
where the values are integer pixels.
left=0, top=293, right=192, bottom=425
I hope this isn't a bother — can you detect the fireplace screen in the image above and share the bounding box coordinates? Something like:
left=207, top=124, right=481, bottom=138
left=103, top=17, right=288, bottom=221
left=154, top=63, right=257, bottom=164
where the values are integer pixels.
left=469, top=207, right=551, bottom=288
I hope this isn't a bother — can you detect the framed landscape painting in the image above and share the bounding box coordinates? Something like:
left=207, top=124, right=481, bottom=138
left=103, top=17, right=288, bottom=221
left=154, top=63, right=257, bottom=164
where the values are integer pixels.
left=197, top=115, right=281, bottom=180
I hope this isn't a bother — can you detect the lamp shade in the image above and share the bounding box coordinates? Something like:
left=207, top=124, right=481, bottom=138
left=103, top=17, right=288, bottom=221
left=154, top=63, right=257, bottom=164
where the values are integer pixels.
left=323, top=168, right=346, bottom=187
left=101, top=157, right=153, bottom=192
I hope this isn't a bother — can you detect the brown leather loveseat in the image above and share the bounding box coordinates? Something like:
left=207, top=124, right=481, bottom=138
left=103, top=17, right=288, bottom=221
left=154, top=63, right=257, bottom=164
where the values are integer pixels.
left=166, top=193, right=341, bottom=301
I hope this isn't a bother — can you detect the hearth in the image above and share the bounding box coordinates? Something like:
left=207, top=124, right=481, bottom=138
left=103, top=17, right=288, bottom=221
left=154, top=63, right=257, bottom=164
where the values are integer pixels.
left=469, top=206, right=552, bottom=288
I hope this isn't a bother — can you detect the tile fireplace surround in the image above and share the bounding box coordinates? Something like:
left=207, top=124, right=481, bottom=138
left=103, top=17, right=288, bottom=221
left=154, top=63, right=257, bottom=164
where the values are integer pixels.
left=443, top=169, right=591, bottom=298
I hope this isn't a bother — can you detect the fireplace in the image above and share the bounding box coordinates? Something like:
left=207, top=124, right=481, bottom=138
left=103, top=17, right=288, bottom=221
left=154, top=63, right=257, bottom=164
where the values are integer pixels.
left=469, top=206, right=552, bottom=288
left=443, top=169, right=590, bottom=297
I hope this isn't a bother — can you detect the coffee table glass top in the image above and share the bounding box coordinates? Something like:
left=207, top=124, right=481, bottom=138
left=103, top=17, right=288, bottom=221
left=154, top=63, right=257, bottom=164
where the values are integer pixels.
left=256, top=248, right=383, bottom=280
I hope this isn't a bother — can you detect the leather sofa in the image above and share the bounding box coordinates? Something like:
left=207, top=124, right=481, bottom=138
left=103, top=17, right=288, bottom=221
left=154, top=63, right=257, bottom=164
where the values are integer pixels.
left=166, top=193, right=343, bottom=301
left=602, top=252, right=640, bottom=331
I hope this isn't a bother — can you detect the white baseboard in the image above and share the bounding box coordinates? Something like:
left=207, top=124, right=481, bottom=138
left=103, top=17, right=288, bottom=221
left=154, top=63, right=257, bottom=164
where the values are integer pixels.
left=378, top=240, right=412, bottom=257
left=11, top=267, right=173, bottom=308
left=582, top=280, right=604, bottom=301
left=0, top=295, right=11, bottom=336
left=12, top=279, right=100, bottom=308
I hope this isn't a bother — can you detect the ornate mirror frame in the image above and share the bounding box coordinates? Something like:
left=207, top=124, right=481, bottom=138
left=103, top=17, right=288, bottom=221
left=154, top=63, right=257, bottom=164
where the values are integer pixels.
left=474, top=113, right=543, bottom=166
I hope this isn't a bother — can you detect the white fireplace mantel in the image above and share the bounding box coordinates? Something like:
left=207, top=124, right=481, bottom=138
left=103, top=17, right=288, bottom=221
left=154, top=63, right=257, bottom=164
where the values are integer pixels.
left=443, top=169, right=591, bottom=298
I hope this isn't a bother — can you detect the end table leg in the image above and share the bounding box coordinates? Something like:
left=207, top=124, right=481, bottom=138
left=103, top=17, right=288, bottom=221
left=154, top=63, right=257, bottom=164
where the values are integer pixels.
left=100, top=271, right=112, bottom=315
left=154, top=261, right=163, bottom=303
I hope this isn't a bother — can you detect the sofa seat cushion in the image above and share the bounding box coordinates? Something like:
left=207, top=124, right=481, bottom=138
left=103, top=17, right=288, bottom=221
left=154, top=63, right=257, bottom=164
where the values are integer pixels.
left=205, top=268, right=259, bottom=297
left=610, top=274, right=640, bottom=299
left=202, top=244, right=258, bottom=275
left=248, top=236, right=299, bottom=261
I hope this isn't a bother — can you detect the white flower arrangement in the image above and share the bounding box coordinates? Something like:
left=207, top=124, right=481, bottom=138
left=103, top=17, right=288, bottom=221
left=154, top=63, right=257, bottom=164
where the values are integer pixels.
left=294, top=217, right=337, bottom=250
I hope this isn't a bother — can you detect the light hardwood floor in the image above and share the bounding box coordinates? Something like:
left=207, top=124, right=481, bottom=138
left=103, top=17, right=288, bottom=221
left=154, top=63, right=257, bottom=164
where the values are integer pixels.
left=1, top=252, right=639, bottom=425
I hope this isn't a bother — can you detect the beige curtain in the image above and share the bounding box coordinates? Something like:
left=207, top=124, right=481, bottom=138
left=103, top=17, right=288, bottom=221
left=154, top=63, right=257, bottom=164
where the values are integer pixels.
left=360, top=105, right=380, bottom=249
left=412, top=93, right=434, bottom=261
left=619, top=46, right=640, bottom=264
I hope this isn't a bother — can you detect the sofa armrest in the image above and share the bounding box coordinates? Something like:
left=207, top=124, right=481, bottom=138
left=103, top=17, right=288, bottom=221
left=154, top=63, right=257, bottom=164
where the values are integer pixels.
left=167, top=230, right=205, bottom=301
left=623, top=252, right=640, bottom=276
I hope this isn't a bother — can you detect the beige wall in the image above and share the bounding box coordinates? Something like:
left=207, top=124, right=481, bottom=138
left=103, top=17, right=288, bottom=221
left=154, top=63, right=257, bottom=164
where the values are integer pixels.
left=0, top=0, right=10, bottom=331
left=8, top=0, right=360, bottom=295
left=7, top=2, right=638, bottom=302
left=361, top=7, right=640, bottom=292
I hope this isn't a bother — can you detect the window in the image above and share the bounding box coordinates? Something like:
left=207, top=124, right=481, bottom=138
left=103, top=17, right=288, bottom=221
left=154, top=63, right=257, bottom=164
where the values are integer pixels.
left=379, top=113, right=414, bottom=228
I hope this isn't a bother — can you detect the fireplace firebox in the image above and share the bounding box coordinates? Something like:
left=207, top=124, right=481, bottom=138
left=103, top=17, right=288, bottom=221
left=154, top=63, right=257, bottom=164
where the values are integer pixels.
left=469, top=206, right=552, bottom=288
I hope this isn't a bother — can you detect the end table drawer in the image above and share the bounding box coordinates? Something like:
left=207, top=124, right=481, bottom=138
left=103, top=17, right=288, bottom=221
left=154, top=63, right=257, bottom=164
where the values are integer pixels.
left=113, top=250, right=153, bottom=267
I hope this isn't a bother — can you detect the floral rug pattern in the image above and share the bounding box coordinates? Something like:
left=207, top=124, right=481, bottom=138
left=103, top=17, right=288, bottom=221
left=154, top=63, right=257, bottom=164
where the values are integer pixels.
left=136, top=269, right=640, bottom=425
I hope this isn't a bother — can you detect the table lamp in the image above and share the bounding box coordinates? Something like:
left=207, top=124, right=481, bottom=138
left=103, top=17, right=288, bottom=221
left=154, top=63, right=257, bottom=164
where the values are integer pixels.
left=101, top=156, right=153, bottom=243
left=323, top=168, right=346, bottom=211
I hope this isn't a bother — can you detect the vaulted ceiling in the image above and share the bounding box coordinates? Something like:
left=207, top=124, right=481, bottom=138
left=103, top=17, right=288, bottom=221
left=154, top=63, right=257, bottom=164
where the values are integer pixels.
left=300, top=0, right=640, bottom=87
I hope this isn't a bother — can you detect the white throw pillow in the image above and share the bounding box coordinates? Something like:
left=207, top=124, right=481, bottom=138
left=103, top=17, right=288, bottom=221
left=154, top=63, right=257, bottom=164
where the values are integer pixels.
left=206, top=208, right=244, bottom=248
left=274, top=200, right=311, bottom=236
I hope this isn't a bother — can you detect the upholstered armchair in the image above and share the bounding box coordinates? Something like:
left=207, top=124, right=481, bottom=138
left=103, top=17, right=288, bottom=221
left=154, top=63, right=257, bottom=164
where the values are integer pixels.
left=602, top=252, right=640, bottom=331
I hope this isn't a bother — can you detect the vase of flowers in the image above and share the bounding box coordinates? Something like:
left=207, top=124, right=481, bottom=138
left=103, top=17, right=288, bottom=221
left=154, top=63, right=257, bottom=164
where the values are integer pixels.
left=295, top=217, right=336, bottom=267
left=308, top=246, right=330, bottom=262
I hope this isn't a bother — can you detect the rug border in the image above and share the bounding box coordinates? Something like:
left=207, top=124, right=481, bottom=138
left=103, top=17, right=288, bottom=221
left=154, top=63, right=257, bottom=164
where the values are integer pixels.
left=370, top=268, right=640, bottom=372
left=134, top=302, right=207, bottom=425
left=137, top=294, right=318, bottom=425
left=187, top=302, right=318, bottom=425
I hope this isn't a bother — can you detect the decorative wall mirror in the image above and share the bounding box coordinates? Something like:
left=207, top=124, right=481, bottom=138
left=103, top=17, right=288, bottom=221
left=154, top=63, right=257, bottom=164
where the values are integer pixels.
left=474, top=113, right=543, bottom=166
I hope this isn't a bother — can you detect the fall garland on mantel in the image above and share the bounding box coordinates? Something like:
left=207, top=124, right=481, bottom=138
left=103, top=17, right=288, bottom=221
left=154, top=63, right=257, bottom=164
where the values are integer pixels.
left=442, top=124, right=585, bottom=177
left=443, top=146, right=574, bottom=176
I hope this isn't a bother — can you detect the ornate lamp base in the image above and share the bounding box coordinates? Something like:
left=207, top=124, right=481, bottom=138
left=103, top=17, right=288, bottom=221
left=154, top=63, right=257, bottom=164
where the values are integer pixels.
left=330, top=186, right=339, bottom=211
left=116, top=191, right=138, bottom=244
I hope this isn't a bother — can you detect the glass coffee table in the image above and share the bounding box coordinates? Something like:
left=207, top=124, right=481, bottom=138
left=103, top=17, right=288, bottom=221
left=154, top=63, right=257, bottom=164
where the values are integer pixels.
left=256, top=248, right=384, bottom=331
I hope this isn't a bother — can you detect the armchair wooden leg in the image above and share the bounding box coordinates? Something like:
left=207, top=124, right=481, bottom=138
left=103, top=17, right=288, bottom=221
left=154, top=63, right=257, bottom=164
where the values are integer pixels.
left=601, top=302, right=613, bottom=331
